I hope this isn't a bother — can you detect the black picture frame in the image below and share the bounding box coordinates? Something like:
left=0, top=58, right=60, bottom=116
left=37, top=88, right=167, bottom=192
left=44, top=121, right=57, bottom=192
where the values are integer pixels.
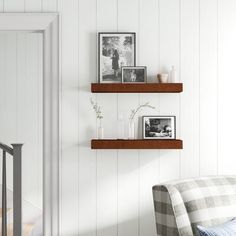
left=142, top=116, right=176, bottom=139
left=98, top=32, right=136, bottom=83
left=121, top=66, right=147, bottom=83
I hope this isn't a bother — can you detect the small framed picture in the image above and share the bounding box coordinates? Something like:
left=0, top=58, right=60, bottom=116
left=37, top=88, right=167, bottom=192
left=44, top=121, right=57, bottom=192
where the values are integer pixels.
left=143, top=116, right=176, bottom=139
left=98, top=32, right=136, bottom=83
left=121, top=66, right=147, bottom=83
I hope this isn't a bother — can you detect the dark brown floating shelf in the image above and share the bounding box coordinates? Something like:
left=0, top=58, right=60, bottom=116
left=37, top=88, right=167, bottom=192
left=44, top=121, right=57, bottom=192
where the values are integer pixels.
left=91, top=139, right=183, bottom=149
left=91, top=83, right=183, bottom=93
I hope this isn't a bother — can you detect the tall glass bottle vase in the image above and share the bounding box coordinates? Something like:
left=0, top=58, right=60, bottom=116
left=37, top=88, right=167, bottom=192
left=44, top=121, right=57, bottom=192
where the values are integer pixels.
left=97, top=119, right=104, bottom=139
left=128, top=120, right=135, bottom=139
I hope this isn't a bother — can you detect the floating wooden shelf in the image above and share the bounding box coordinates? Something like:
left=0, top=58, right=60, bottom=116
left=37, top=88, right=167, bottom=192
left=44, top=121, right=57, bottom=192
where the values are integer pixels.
left=91, top=139, right=183, bottom=149
left=91, top=83, right=183, bottom=93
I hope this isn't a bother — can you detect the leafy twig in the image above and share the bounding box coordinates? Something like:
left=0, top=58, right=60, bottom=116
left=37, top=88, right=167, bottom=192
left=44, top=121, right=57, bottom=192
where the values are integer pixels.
left=90, top=98, right=103, bottom=120
left=129, top=102, right=155, bottom=121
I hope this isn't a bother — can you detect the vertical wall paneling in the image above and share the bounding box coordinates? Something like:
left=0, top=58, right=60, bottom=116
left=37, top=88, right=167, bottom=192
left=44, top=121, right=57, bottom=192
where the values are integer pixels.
left=17, top=33, right=43, bottom=208
left=138, top=94, right=159, bottom=236
left=180, top=0, right=200, bottom=178
left=117, top=149, right=139, bottom=236
left=42, top=0, right=57, bottom=12
left=139, top=0, right=159, bottom=83
left=96, top=150, right=118, bottom=236
left=0, top=0, right=3, bottom=11
left=5, top=33, right=17, bottom=190
left=117, top=94, right=139, bottom=236
left=0, top=34, right=6, bottom=184
left=37, top=33, right=43, bottom=209
left=58, top=0, right=79, bottom=234
left=96, top=1, right=118, bottom=236
left=159, top=0, right=180, bottom=182
left=139, top=0, right=160, bottom=236
left=199, top=0, right=218, bottom=175
left=4, top=0, right=25, bottom=12
left=117, top=1, right=140, bottom=236
left=218, top=0, right=236, bottom=174
left=25, top=0, right=42, bottom=12
left=78, top=0, right=97, bottom=236
left=97, top=0, right=117, bottom=30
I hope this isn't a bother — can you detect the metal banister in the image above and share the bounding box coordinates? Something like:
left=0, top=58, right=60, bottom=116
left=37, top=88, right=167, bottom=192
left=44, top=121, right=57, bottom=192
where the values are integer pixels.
left=0, top=143, right=13, bottom=156
left=12, top=144, right=23, bottom=236
left=2, top=151, right=7, bottom=236
left=0, top=142, right=23, bottom=236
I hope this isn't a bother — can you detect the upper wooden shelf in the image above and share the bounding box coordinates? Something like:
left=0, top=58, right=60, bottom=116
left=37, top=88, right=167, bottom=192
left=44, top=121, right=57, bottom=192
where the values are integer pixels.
left=91, top=139, right=183, bottom=149
left=91, top=83, right=183, bottom=93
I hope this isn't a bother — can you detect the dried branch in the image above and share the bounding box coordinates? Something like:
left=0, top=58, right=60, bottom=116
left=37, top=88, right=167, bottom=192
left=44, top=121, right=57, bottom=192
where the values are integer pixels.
left=129, top=102, right=155, bottom=121
left=90, top=98, right=103, bottom=120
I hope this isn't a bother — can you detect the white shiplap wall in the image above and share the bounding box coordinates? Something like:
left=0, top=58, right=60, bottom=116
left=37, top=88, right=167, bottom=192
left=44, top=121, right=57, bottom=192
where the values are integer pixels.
left=1, top=0, right=236, bottom=236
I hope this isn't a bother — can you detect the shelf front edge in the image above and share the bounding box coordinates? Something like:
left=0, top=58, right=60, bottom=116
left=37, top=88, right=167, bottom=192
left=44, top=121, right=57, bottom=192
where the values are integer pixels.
left=91, top=83, right=183, bottom=93
left=91, top=139, right=183, bottom=149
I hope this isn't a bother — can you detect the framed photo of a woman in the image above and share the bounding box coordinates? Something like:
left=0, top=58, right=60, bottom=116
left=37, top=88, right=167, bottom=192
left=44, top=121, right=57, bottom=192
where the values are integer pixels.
left=98, top=32, right=136, bottom=83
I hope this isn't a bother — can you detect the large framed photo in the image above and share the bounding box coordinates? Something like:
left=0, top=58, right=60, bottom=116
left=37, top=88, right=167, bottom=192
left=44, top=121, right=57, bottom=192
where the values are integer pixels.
left=98, top=32, right=136, bottom=83
left=122, top=66, right=147, bottom=83
left=143, top=116, right=176, bottom=139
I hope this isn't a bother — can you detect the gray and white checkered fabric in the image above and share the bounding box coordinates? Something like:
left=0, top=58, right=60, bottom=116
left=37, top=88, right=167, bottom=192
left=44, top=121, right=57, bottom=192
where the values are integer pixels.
left=153, top=176, right=236, bottom=236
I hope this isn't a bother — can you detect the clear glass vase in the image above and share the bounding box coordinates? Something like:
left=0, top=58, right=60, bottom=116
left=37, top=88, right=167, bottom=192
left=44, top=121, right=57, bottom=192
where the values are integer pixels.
left=97, top=119, right=104, bottom=139
left=128, top=120, right=135, bottom=139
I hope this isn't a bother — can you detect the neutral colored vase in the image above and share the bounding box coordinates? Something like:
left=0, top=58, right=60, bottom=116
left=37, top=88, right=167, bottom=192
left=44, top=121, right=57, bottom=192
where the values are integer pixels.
left=169, top=65, right=177, bottom=83
left=97, top=119, right=104, bottom=139
left=128, top=120, right=135, bottom=139
left=157, top=73, right=169, bottom=83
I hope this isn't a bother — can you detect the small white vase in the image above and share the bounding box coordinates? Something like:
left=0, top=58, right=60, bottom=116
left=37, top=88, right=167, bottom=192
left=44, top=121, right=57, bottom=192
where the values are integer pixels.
left=128, top=120, right=135, bottom=139
left=97, top=120, right=104, bottom=139
left=97, top=126, right=104, bottom=139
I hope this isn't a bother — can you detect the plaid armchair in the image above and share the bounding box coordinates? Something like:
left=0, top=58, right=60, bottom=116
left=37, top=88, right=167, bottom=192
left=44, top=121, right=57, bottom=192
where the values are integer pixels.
left=152, top=176, right=236, bottom=236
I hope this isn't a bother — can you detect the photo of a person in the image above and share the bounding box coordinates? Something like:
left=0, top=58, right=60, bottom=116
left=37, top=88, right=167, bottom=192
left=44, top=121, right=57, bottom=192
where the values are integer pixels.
left=112, top=49, right=119, bottom=78
left=99, top=33, right=136, bottom=83
left=130, top=70, right=136, bottom=82
left=143, top=116, right=176, bottom=139
left=122, top=66, right=147, bottom=83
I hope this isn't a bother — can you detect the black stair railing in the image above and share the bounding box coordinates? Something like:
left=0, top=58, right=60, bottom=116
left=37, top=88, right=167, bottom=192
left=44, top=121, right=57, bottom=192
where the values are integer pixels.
left=0, top=142, right=23, bottom=236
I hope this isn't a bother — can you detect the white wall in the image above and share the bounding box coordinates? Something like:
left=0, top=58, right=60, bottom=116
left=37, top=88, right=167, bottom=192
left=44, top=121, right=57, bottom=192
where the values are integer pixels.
left=1, top=0, right=236, bottom=236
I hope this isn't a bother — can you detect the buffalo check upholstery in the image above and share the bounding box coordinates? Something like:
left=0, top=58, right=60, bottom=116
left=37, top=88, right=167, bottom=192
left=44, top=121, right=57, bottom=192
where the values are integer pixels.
left=152, top=176, right=236, bottom=236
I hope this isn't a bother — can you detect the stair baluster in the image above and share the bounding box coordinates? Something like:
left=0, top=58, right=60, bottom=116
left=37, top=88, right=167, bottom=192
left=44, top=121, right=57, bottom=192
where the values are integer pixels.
left=0, top=142, right=23, bottom=236
left=2, top=150, right=7, bottom=236
left=12, top=144, right=23, bottom=236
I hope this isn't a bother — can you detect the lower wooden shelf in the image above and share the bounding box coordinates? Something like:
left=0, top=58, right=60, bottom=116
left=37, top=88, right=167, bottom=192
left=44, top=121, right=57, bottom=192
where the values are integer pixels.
left=91, top=139, right=183, bottom=150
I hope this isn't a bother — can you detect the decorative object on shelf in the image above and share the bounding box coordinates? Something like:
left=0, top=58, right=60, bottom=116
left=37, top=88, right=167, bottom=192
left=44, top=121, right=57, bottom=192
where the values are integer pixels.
left=129, top=102, right=155, bottom=139
left=121, top=66, right=147, bottom=83
left=90, top=98, right=104, bottom=139
left=143, top=116, right=176, bottom=139
left=128, top=120, right=135, bottom=139
left=169, top=65, right=177, bottom=83
left=157, top=73, right=169, bottom=83
left=98, top=32, right=136, bottom=83
left=97, top=125, right=104, bottom=139
left=117, top=113, right=125, bottom=139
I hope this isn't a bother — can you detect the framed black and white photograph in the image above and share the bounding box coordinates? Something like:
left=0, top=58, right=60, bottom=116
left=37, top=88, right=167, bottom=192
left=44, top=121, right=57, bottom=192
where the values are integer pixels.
left=98, top=32, right=136, bottom=83
left=121, top=66, right=147, bottom=83
left=143, top=116, right=176, bottom=139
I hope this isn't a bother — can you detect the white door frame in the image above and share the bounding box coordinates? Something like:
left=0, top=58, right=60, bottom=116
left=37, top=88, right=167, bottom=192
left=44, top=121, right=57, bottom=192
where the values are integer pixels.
left=0, top=13, right=60, bottom=236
